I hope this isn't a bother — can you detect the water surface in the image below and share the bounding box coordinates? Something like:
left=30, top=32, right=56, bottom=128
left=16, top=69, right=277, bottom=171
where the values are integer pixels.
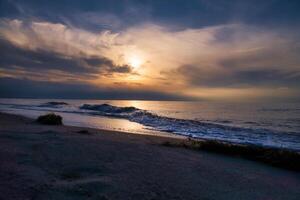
left=0, top=98, right=299, bottom=151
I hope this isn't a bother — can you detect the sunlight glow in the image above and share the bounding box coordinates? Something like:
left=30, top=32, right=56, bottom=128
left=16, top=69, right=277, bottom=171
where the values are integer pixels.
left=128, top=55, right=142, bottom=69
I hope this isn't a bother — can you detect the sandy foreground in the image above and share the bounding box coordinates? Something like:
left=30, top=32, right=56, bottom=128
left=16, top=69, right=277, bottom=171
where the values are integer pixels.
left=0, top=113, right=299, bottom=200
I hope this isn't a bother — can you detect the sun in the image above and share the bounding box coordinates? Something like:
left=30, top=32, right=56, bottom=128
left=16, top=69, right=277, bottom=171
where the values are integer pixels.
left=128, top=55, right=142, bottom=69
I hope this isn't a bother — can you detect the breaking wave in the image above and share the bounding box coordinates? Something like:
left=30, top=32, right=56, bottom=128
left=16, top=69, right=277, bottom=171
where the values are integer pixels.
left=39, top=101, right=69, bottom=108
left=79, top=104, right=300, bottom=150
left=1, top=101, right=299, bottom=151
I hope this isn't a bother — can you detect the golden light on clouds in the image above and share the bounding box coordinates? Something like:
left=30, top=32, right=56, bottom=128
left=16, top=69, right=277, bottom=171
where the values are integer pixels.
left=1, top=19, right=300, bottom=100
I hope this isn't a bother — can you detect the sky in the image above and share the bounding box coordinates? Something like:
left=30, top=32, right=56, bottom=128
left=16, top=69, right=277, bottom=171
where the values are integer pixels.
left=0, top=0, right=300, bottom=100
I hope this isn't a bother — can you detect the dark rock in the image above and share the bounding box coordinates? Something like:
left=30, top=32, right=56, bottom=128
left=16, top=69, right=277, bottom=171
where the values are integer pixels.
left=36, top=113, right=63, bottom=125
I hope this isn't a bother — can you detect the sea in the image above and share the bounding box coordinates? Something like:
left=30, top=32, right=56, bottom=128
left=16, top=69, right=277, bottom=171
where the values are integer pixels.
left=0, top=98, right=299, bottom=152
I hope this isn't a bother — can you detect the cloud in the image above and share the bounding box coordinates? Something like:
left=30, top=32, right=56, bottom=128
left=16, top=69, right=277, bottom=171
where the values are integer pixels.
left=114, top=22, right=300, bottom=99
left=0, top=18, right=300, bottom=99
left=169, top=65, right=300, bottom=88
left=0, top=19, right=118, bottom=57
left=122, top=23, right=300, bottom=88
left=0, top=19, right=133, bottom=83
left=0, top=77, right=191, bottom=100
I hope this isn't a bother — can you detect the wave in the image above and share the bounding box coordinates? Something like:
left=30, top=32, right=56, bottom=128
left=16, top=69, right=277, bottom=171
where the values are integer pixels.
left=39, top=101, right=69, bottom=108
left=79, top=103, right=300, bottom=150
left=1, top=101, right=299, bottom=151
left=79, top=103, right=259, bottom=132
left=80, top=104, right=138, bottom=114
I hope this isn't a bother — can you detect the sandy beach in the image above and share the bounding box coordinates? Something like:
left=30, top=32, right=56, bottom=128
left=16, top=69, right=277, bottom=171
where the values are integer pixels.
left=0, top=112, right=299, bottom=200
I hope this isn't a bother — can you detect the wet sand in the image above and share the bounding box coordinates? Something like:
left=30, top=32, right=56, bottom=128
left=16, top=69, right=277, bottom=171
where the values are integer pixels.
left=0, top=112, right=299, bottom=200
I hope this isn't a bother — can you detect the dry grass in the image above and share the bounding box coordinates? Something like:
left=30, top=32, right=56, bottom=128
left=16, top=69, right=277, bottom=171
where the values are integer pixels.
left=162, top=138, right=300, bottom=171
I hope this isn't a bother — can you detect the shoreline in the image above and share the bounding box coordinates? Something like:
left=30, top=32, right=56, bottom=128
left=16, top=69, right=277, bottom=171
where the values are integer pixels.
left=0, top=110, right=187, bottom=140
left=1, top=112, right=300, bottom=171
left=1, top=99, right=299, bottom=153
left=1, top=112, right=300, bottom=199
left=2, top=110, right=299, bottom=153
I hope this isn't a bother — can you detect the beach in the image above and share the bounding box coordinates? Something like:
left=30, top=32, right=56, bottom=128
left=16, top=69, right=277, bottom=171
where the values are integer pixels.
left=0, top=112, right=299, bottom=200
left=1, top=0, right=300, bottom=199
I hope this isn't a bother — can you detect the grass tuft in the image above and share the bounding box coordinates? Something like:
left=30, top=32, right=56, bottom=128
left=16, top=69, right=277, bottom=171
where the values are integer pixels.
left=162, top=139, right=300, bottom=171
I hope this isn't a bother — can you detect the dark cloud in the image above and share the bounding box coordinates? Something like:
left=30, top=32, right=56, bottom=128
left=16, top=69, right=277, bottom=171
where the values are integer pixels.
left=231, top=69, right=300, bottom=87
left=83, top=57, right=132, bottom=74
left=2, top=0, right=300, bottom=32
left=0, top=77, right=191, bottom=100
left=1, top=0, right=300, bottom=100
left=170, top=64, right=300, bottom=88
left=0, top=0, right=151, bottom=31
left=0, top=38, right=132, bottom=78
left=110, top=64, right=132, bottom=73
